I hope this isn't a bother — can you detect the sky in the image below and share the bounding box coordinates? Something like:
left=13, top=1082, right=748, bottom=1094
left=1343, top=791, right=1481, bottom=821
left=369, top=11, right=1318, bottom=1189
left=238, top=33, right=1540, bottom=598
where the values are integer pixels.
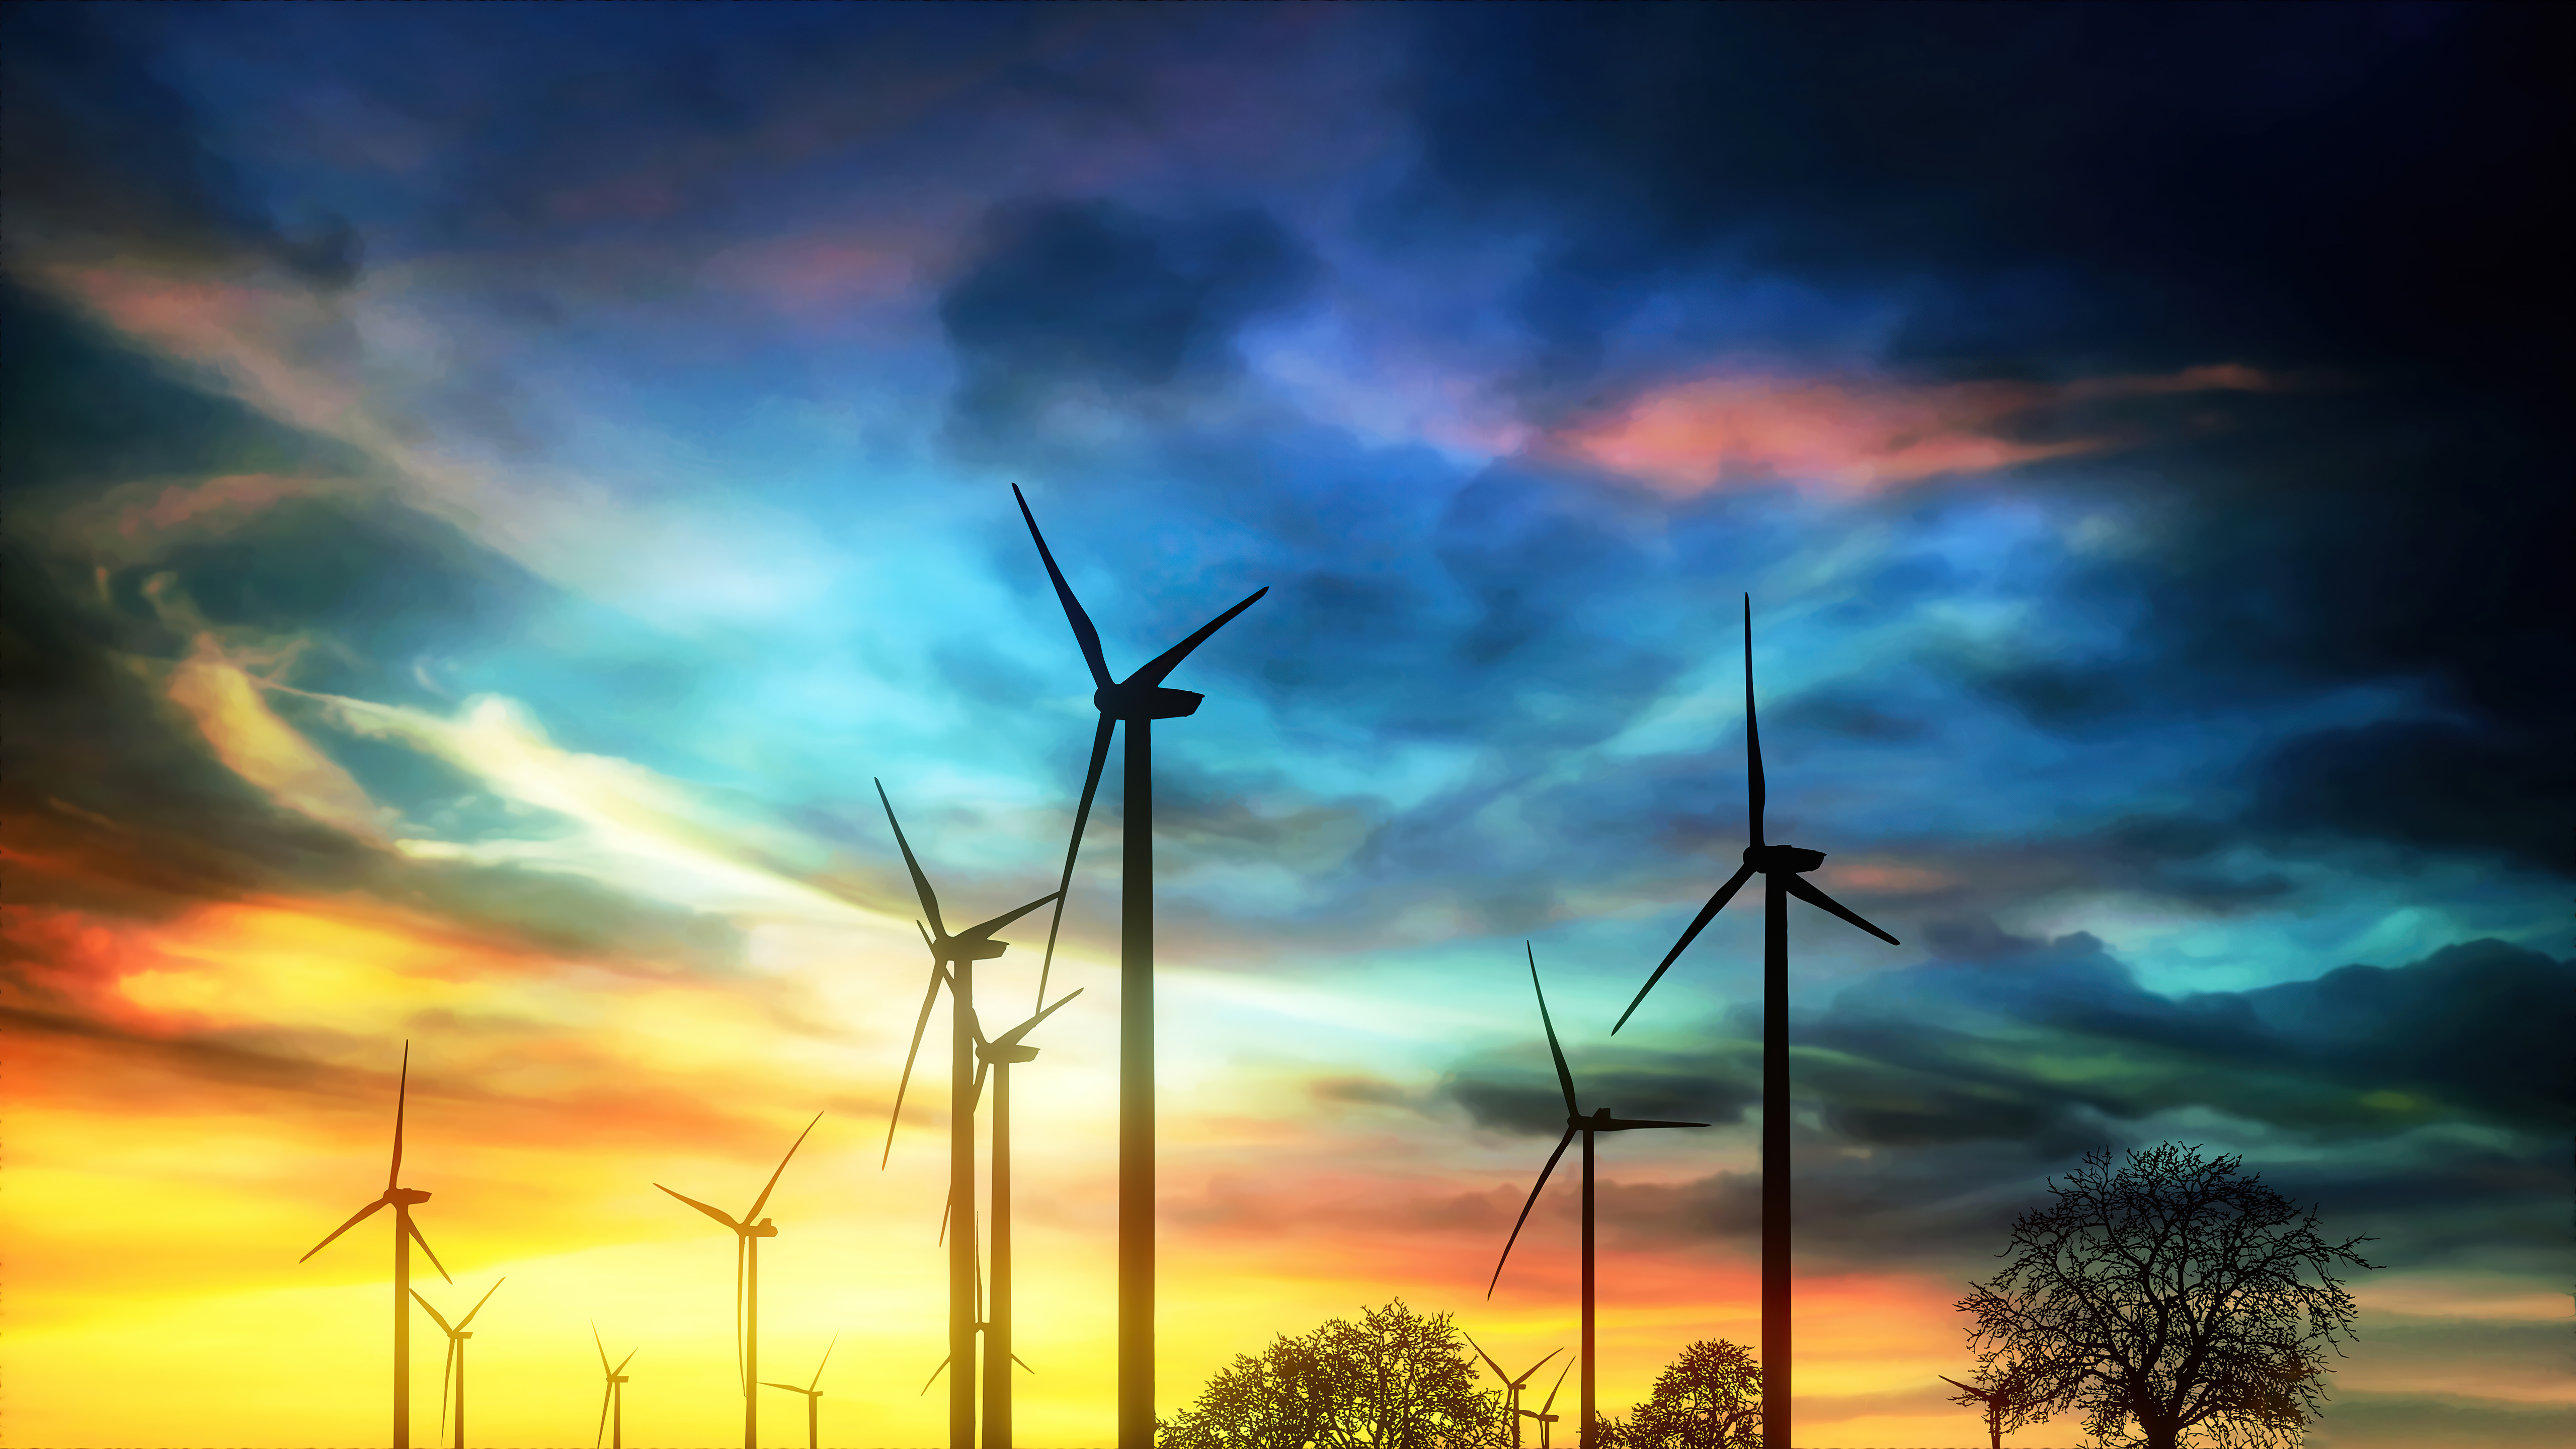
left=1, top=4, right=2568, bottom=1446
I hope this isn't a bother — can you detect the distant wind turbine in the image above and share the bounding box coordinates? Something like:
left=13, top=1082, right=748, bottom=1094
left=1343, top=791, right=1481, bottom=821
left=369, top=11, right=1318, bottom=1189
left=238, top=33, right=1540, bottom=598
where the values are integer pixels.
left=1466, top=1335, right=1565, bottom=1449
left=1610, top=595, right=1902, bottom=1449
left=298, top=1041, right=451, bottom=1449
left=1012, top=482, right=1267, bottom=1449
left=656, top=1110, right=824, bottom=1449
left=874, top=777, right=1058, bottom=1449
left=410, top=1278, right=503, bottom=1449
left=759, top=1334, right=839, bottom=1449
left=1522, top=1357, right=1575, bottom=1449
left=591, top=1325, right=635, bottom=1449
left=1491, top=946, right=1708, bottom=1449
left=975, top=988, right=1082, bottom=1449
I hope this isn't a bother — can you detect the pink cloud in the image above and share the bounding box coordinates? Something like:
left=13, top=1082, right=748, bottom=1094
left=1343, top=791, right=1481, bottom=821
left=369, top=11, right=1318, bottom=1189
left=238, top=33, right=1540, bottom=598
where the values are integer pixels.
left=1559, top=363, right=2281, bottom=496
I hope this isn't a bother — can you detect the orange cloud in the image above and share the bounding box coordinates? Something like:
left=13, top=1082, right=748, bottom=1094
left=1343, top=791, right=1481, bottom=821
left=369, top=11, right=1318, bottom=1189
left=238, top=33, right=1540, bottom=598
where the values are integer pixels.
left=163, top=634, right=390, bottom=844
left=1561, top=363, right=2279, bottom=496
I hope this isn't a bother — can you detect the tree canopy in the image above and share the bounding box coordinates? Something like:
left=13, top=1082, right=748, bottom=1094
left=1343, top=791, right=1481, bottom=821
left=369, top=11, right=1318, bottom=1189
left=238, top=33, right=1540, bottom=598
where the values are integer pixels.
left=1615, top=1339, right=1763, bottom=1449
left=1159, top=1298, right=1509, bottom=1449
left=1956, top=1143, right=2379, bottom=1449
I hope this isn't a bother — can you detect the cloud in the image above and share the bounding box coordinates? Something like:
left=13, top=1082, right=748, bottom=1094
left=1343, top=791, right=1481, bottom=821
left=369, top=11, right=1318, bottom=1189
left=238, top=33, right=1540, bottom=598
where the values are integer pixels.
left=162, top=634, right=390, bottom=844
left=939, top=197, right=1317, bottom=445
left=0, top=7, right=360, bottom=287
left=1556, top=364, right=2279, bottom=496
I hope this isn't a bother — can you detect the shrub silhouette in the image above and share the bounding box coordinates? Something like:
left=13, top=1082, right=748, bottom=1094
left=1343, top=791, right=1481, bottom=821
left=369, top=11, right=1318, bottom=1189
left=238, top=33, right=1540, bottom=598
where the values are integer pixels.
left=1601, top=1339, right=1761, bottom=1449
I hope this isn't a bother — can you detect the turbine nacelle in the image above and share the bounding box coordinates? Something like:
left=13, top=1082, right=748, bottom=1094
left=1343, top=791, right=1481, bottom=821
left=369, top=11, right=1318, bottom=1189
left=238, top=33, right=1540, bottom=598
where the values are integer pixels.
left=1095, top=681, right=1205, bottom=720
left=386, top=1187, right=433, bottom=1206
left=942, top=935, right=1015, bottom=964
left=1744, top=842, right=1826, bottom=874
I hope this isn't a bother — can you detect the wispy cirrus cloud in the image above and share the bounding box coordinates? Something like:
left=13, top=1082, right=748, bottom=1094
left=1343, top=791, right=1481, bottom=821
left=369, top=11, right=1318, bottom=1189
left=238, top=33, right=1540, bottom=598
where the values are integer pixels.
left=1557, top=363, right=2282, bottom=495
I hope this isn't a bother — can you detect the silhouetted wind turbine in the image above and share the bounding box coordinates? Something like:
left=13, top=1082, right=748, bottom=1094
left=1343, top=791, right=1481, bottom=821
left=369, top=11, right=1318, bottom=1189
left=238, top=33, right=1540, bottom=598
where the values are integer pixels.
left=1012, top=482, right=1266, bottom=1449
left=656, top=1110, right=823, bottom=1449
left=411, top=1278, right=502, bottom=1449
left=974, top=988, right=1081, bottom=1449
left=1611, top=595, right=1901, bottom=1449
left=1467, top=1335, right=1565, bottom=1449
left=759, top=1334, right=838, bottom=1449
left=1491, top=946, right=1708, bottom=1449
left=299, top=1042, right=451, bottom=1449
left=874, top=778, right=1058, bottom=1449
left=592, top=1325, right=634, bottom=1449
left=1523, top=1357, right=1575, bottom=1449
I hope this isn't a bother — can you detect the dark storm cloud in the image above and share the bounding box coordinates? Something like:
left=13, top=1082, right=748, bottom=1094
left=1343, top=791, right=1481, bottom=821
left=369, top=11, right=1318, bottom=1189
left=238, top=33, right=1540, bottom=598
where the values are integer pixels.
left=938, top=198, right=1317, bottom=446
left=1384, top=5, right=2574, bottom=880
left=1393, top=3, right=2561, bottom=386
left=0, top=6, right=360, bottom=286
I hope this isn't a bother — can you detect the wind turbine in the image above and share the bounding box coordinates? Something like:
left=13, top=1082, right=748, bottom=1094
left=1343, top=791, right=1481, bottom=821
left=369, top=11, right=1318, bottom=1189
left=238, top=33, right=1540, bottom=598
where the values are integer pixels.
left=874, top=777, right=1058, bottom=1449
left=1491, top=946, right=1708, bottom=1449
left=1610, top=595, right=1902, bottom=1449
left=298, top=1041, right=451, bottom=1449
left=656, top=1110, right=824, bottom=1449
left=975, top=988, right=1082, bottom=1449
left=411, top=1278, right=503, bottom=1449
left=759, top=1334, right=838, bottom=1449
left=1522, top=1357, right=1575, bottom=1449
left=591, top=1325, right=635, bottom=1449
left=1466, top=1335, right=1565, bottom=1449
left=1011, top=482, right=1267, bottom=1449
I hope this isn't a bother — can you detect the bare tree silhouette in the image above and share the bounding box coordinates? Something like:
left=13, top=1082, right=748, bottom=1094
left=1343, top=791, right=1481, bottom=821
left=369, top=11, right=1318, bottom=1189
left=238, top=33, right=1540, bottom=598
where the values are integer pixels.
left=1940, top=1361, right=2047, bottom=1449
left=1957, top=1144, right=2378, bottom=1449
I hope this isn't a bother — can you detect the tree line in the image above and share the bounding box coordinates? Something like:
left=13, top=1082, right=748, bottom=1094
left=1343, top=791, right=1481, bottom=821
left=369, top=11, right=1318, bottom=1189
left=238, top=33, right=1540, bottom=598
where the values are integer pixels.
left=1158, top=1144, right=2374, bottom=1449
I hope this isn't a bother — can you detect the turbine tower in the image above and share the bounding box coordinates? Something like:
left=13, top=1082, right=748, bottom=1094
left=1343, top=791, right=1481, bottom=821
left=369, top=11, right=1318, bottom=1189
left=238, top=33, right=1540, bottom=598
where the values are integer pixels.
left=1012, top=482, right=1266, bottom=1449
left=1491, top=946, right=1708, bottom=1449
left=299, top=1042, right=451, bottom=1449
left=759, top=1334, right=839, bottom=1449
left=875, top=777, right=1057, bottom=1449
left=975, top=988, right=1082, bottom=1449
left=1611, top=595, right=1903, bottom=1449
left=655, top=1111, right=824, bottom=1449
left=411, top=1278, right=503, bottom=1449
left=591, top=1325, right=634, bottom=1449
left=1466, top=1335, right=1564, bottom=1449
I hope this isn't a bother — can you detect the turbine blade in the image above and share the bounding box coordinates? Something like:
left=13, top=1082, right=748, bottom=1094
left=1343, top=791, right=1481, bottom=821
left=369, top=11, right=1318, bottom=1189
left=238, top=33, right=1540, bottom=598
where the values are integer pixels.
left=957, top=890, right=1060, bottom=942
left=872, top=779, right=948, bottom=939
left=1519, top=1347, right=1565, bottom=1385
left=1465, top=1332, right=1510, bottom=1384
left=920, top=1355, right=949, bottom=1395
left=973, top=1056, right=991, bottom=1111
left=406, top=1213, right=452, bottom=1282
left=597, top=1381, right=613, bottom=1449
left=811, top=1330, right=839, bottom=1391
left=937, top=1195, right=950, bottom=1246
left=745, top=1108, right=826, bottom=1221
left=1541, top=1356, right=1573, bottom=1412
left=456, top=1276, right=505, bottom=1329
left=1527, top=945, right=1580, bottom=1117
left=735, top=1236, right=746, bottom=1397
left=1597, top=1116, right=1712, bottom=1131
left=760, top=1381, right=805, bottom=1392
left=409, top=1286, right=456, bottom=1334
left=1036, top=714, right=1114, bottom=1010
left=1012, top=483, right=1113, bottom=688
left=299, top=1196, right=388, bottom=1262
left=1014, top=1353, right=1036, bottom=1373
left=994, top=987, right=1082, bottom=1049
left=1743, top=595, right=1765, bottom=849
left=1487, top=1127, right=1577, bottom=1298
left=1784, top=872, right=1901, bottom=945
left=438, top=1334, right=456, bottom=1439
left=1612, top=861, right=1756, bottom=1034
left=881, top=962, right=951, bottom=1168
left=615, top=1348, right=638, bottom=1374
left=1127, top=587, right=1269, bottom=690
left=656, top=1183, right=745, bottom=1232
left=388, top=1040, right=411, bottom=1191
